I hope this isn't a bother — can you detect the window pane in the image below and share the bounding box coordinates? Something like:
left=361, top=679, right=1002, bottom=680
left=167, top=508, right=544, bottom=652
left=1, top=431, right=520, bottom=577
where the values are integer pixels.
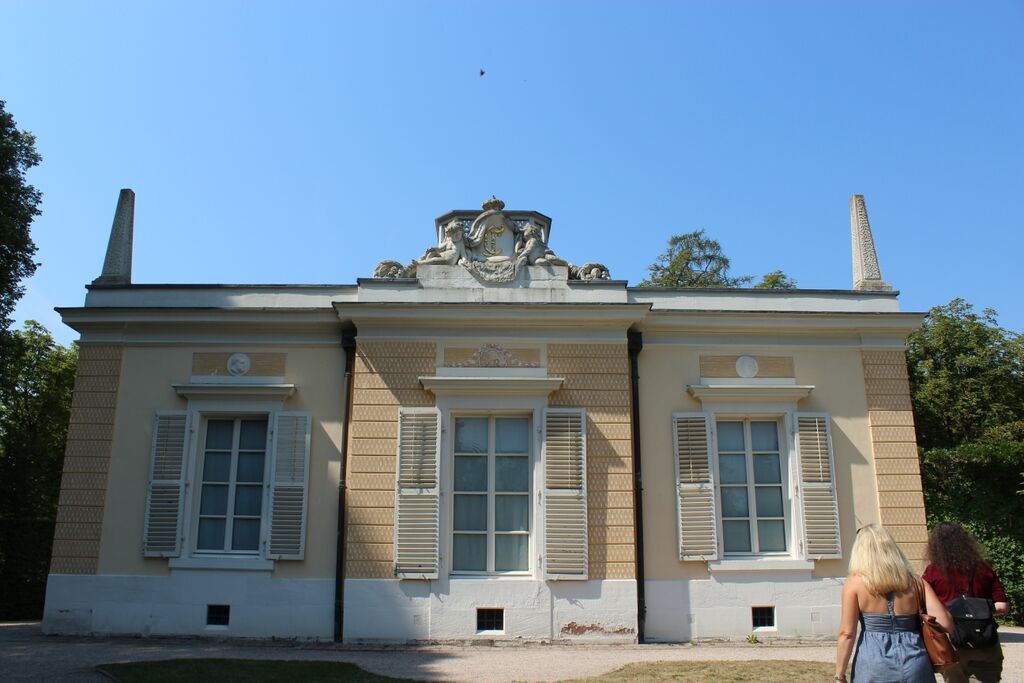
left=496, top=456, right=529, bottom=492
left=197, top=518, right=226, bottom=550
left=199, top=485, right=228, bottom=515
left=202, top=453, right=231, bottom=482
left=758, top=520, right=787, bottom=551
left=239, top=419, right=268, bottom=450
left=454, top=418, right=488, bottom=453
left=234, top=485, right=263, bottom=516
left=751, top=422, right=779, bottom=451
left=495, top=418, right=529, bottom=453
left=495, top=535, right=528, bottom=571
left=453, top=495, right=487, bottom=531
left=237, top=454, right=265, bottom=483
left=753, top=454, right=781, bottom=484
left=755, top=487, right=784, bottom=517
left=454, top=456, right=487, bottom=492
left=719, top=454, right=747, bottom=484
left=232, top=518, right=261, bottom=551
left=723, top=520, right=752, bottom=553
left=495, top=495, right=529, bottom=531
left=453, top=534, right=486, bottom=571
left=716, top=421, right=744, bottom=452
left=205, top=420, right=234, bottom=450
left=720, top=487, right=749, bottom=517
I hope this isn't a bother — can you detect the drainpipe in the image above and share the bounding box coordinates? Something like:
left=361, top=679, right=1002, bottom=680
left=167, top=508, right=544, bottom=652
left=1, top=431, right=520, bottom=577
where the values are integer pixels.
left=627, top=330, right=646, bottom=643
left=334, top=323, right=357, bottom=642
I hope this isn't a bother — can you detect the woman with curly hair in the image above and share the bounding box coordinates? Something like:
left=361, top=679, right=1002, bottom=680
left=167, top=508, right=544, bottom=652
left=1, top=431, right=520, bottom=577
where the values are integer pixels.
left=924, top=522, right=1008, bottom=682
left=835, top=524, right=954, bottom=683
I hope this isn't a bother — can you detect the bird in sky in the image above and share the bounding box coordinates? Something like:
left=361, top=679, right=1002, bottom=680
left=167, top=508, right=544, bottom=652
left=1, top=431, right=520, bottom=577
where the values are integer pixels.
left=479, top=69, right=485, bottom=77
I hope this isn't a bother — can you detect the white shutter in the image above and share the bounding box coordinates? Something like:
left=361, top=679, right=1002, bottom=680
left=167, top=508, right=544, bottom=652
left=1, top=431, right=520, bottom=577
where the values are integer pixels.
left=543, top=408, right=588, bottom=580
left=673, top=413, right=718, bottom=561
left=394, top=408, right=441, bottom=579
left=795, top=413, right=842, bottom=559
left=143, top=411, right=190, bottom=557
left=267, top=411, right=312, bottom=560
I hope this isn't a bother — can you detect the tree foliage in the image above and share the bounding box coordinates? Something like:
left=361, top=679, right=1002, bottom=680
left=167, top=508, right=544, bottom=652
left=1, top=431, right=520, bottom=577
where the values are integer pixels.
left=906, top=299, right=1024, bottom=449
left=0, top=100, right=42, bottom=332
left=0, top=321, right=76, bottom=619
left=639, top=230, right=794, bottom=289
left=920, top=442, right=1024, bottom=624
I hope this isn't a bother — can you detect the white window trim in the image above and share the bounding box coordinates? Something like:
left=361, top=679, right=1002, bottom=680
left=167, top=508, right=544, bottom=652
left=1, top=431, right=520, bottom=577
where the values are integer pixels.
left=178, top=398, right=288, bottom=566
left=449, top=413, right=533, bottom=577
left=713, top=415, right=792, bottom=558
left=434, top=394, right=549, bottom=579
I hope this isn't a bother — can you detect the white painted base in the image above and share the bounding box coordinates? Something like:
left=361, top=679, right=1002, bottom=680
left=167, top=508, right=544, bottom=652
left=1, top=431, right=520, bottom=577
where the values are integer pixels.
left=644, top=573, right=844, bottom=642
left=344, top=578, right=638, bottom=643
left=42, top=572, right=334, bottom=638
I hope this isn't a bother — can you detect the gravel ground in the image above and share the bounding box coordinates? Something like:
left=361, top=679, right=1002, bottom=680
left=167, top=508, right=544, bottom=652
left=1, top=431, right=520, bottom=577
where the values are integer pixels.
left=2, top=622, right=1022, bottom=682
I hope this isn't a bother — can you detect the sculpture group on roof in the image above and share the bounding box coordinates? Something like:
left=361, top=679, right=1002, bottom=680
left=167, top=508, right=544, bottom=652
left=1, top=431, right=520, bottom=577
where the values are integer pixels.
left=372, top=196, right=610, bottom=283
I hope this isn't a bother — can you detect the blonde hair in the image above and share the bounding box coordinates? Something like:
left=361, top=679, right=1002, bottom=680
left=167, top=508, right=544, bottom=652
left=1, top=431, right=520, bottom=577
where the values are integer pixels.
left=848, top=524, right=917, bottom=594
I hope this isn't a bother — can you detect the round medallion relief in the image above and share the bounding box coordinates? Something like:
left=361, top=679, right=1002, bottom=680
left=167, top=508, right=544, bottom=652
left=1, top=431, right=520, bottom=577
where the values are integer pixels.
left=735, top=355, right=759, bottom=379
left=227, top=352, right=252, bottom=376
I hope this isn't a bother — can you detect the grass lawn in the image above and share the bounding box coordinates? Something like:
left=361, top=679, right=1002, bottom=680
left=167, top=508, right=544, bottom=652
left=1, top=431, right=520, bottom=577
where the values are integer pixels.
left=97, top=659, right=413, bottom=682
left=98, top=657, right=834, bottom=682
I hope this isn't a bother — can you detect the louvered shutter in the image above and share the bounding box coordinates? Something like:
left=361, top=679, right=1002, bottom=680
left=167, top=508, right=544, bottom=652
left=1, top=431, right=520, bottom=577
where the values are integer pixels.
left=394, top=408, right=441, bottom=579
left=795, top=413, right=841, bottom=559
left=542, top=408, right=588, bottom=580
left=143, top=411, right=190, bottom=557
left=267, top=411, right=312, bottom=560
left=673, top=413, right=718, bottom=561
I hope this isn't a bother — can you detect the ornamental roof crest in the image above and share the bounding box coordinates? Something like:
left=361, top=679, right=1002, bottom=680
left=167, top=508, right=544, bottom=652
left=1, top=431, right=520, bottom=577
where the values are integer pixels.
left=372, top=196, right=610, bottom=283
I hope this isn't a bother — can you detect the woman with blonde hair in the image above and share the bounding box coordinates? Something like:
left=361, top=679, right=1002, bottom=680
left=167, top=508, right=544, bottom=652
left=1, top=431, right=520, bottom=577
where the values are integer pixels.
left=835, top=524, right=954, bottom=682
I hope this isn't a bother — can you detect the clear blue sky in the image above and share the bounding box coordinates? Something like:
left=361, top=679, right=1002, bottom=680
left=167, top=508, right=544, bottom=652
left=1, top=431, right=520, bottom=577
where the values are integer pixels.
left=4, top=0, right=1023, bottom=345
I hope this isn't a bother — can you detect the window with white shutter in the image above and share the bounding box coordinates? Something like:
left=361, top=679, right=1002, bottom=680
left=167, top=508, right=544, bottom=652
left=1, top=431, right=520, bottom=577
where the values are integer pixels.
left=267, top=411, right=312, bottom=560
left=143, top=411, right=190, bottom=557
left=542, top=408, right=587, bottom=580
left=795, top=413, right=841, bottom=559
left=673, top=413, right=718, bottom=561
left=394, top=408, right=441, bottom=579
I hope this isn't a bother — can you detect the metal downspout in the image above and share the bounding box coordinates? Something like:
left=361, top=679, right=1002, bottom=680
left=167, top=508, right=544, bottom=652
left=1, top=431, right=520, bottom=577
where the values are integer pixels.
left=334, top=323, right=357, bottom=642
left=627, top=330, right=646, bottom=643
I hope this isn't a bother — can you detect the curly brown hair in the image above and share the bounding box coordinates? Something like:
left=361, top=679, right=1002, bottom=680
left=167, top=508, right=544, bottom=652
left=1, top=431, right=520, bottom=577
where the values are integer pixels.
left=926, top=522, right=987, bottom=572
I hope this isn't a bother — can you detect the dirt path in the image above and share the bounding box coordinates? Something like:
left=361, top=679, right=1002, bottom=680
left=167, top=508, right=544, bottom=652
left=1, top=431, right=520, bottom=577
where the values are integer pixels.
left=2, top=622, right=1022, bottom=682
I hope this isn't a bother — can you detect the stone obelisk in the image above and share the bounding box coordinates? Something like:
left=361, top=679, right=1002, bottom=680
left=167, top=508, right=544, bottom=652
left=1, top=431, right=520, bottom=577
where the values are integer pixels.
left=850, top=194, right=893, bottom=291
left=92, top=189, right=135, bottom=286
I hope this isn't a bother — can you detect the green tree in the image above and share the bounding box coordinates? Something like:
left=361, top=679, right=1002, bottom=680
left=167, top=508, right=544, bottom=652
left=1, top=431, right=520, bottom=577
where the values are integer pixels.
left=0, top=321, right=77, bottom=619
left=905, top=299, right=1024, bottom=449
left=753, top=270, right=798, bottom=289
left=639, top=230, right=754, bottom=288
left=920, top=442, right=1024, bottom=624
left=0, top=100, right=42, bottom=333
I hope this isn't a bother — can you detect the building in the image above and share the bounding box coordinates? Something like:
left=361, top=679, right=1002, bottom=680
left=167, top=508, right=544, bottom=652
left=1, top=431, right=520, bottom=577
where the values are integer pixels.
left=42, top=193, right=927, bottom=642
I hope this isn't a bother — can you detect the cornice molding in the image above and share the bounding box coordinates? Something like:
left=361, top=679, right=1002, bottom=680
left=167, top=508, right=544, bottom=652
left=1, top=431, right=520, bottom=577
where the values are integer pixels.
left=686, top=384, right=814, bottom=402
left=419, top=376, right=564, bottom=397
left=172, top=383, right=297, bottom=400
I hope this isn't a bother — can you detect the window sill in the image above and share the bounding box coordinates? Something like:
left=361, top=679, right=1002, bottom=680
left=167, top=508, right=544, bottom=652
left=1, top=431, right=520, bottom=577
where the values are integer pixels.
left=169, top=556, right=274, bottom=572
left=708, top=559, right=814, bottom=573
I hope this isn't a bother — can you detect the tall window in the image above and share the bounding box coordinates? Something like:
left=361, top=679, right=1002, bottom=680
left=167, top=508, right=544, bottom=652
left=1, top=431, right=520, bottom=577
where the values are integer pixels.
left=452, top=416, right=530, bottom=573
left=716, top=419, right=787, bottom=554
left=196, top=418, right=269, bottom=553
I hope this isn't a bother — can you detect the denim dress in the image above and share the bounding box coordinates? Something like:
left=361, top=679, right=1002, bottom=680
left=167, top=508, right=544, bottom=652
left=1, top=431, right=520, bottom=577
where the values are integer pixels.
left=851, top=592, right=933, bottom=683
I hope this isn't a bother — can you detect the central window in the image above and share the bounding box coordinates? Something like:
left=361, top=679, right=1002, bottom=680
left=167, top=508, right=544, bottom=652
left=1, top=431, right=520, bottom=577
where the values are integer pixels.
left=716, top=419, right=787, bottom=554
left=452, top=416, right=531, bottom=573
left=196, top=417, right=269, bottom=553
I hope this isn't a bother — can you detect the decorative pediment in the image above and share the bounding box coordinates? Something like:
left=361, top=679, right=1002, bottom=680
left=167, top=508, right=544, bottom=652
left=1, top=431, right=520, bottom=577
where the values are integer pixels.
left=443, top=344, right=541, bottom=369
left=372, top=196, right=611, bottom=283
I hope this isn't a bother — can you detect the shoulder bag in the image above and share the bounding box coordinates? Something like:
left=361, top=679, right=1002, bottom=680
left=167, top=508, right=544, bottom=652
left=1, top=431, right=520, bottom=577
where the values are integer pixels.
left=915, top=578, right=959, bottom=671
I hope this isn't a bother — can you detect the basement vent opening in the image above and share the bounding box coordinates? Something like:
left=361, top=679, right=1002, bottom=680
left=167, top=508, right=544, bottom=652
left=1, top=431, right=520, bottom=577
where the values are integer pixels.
left=477, top=608, right=504, bottom=632
left=752, top=606, right=775, bottom=629
left=207, top=604, right=230, bottom=626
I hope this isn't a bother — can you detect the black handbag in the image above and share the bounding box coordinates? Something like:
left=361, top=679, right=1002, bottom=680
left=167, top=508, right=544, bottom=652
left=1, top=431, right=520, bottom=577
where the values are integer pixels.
left=946, top=569, right=999, bottom=649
